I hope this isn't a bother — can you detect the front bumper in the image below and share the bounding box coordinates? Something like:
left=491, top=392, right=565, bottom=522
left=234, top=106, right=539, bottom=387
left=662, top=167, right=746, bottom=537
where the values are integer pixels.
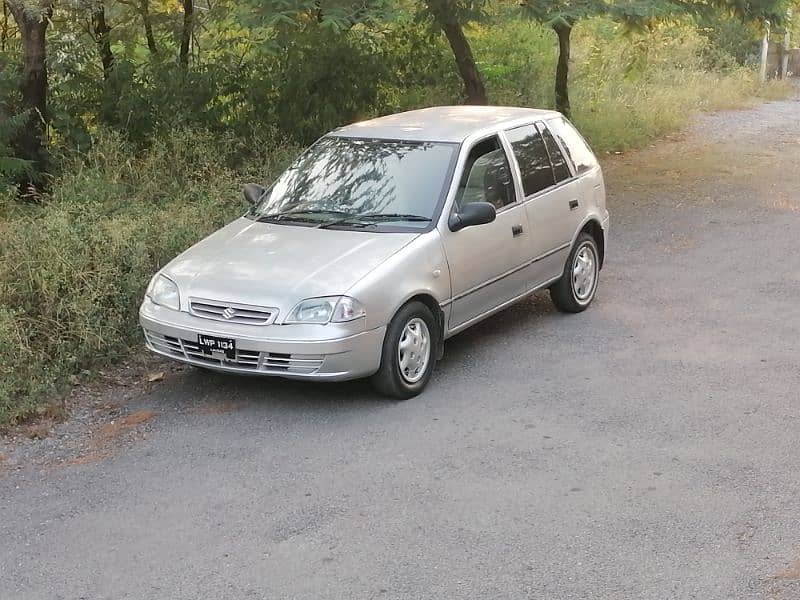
left=139, top=299, right=386, bottom=381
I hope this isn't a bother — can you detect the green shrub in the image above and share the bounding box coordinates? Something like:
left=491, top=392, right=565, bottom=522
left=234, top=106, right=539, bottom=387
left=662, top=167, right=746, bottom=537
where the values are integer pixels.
left=0, top=129, right=298, bottom=426
left=463, top=17, right=787, bottom=153
left=471, top=19, right=554, bottom=108
left=565, top=19, right=789, bottom=152
left=0, top=60, right=32, bottom=185
left=375, top=21, right=462, bottom=111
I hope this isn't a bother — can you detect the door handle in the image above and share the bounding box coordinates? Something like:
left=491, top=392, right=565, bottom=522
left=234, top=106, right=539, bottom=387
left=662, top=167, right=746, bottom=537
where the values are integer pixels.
left=512, top=225, right=524, bottom=237
left=569, top=199, right=579, bottom=210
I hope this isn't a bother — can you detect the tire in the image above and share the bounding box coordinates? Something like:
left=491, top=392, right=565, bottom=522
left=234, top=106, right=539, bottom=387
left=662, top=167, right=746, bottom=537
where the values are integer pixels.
left=370, top=301, right=438, bottom=399
left=550, top=233, right=600, bottom=313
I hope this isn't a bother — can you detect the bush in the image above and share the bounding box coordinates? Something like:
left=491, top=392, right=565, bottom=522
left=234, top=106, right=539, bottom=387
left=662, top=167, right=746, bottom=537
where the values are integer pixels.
left=459, top=17, right=788, bottom=153
left=566, top=20, right=789, bottom=152
left=471, top=19, right=555, bottom=108
left=0, top=129, right=297, bottom=426
left=0, top=60, right=33, bottom=185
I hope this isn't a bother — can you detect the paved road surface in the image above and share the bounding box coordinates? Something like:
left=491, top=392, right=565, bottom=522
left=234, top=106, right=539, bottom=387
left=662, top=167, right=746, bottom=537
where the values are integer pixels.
left=2, top=93, right=800, bottom=600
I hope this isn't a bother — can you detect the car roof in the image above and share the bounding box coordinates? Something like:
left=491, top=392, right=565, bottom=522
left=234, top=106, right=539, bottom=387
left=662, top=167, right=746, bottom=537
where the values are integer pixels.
left=331, top=105, right=562, bottom=143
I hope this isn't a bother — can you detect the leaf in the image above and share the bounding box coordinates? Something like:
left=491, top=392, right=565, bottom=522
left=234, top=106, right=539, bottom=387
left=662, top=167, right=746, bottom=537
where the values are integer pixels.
left=147, top=371, right=165, bottom=382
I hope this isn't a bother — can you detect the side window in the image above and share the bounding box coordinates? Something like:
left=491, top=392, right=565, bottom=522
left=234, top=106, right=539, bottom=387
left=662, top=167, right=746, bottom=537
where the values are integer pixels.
left=505, top=125, right=555, bottom=197
left=537, top=122, right=571, bottom=183
left=547, top=117, right=598, bottom=175
left=454, top=136, right=515, bottom=211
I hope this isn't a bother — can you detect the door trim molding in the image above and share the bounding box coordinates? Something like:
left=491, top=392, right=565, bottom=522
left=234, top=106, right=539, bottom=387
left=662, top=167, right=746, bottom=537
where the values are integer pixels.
left=440, top=241, right=570, bottom=308
left=444, top=274, right=563, bottom=338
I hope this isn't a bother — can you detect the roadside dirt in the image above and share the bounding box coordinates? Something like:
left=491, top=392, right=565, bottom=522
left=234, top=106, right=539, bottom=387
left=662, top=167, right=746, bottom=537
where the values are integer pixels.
left=0, top=356, right=176, bottom=471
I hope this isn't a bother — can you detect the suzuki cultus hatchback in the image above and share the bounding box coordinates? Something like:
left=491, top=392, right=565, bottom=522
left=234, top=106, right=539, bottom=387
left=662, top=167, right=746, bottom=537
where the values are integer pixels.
left=140, top=106, right=609, bottom=398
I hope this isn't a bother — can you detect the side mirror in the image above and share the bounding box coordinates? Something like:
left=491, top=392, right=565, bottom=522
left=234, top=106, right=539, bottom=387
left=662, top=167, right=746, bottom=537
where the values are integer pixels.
left=243, top=183, right=266, bottom=206
left=449, top=202, right=497, bottom=232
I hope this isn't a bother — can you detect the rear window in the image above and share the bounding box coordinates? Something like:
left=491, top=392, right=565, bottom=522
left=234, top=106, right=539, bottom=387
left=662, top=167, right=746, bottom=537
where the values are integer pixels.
left=505, top=125, right=555, bottom=197
left=547, top=117, right=598, bottom=175
left=537, top=123, right=571, bottom=183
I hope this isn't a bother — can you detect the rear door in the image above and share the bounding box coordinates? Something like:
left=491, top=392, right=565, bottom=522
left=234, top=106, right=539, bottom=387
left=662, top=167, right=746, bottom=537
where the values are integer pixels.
left=442, top=135, right=531, bottom=330
left=503, top=121, right=581, bottom=286
left=546, top=115, right=606, bottom=219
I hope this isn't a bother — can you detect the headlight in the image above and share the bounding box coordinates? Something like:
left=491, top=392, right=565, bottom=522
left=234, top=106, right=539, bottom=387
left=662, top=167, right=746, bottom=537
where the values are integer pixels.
left=146, top=274, right=180, bottom=311
left=286, top=296, right=365, bottom=324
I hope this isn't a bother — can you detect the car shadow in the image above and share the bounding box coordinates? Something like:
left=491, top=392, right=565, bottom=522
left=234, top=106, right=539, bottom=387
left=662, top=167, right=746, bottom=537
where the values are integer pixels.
left=183, top=368, right=379, bottom=410
left=159, top=292, right=561, bottom=413
left=438, top=292, right=558, bottom=369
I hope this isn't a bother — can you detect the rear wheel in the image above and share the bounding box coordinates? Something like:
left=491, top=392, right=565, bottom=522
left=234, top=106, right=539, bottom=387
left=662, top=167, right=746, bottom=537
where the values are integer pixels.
left=550, top=233, right=600, bottom=313
left=370, top=301, right=437, bottom=399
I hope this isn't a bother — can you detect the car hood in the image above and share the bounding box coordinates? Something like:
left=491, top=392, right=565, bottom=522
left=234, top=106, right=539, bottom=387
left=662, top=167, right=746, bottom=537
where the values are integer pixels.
left=163, top=217, right=419, bottom=314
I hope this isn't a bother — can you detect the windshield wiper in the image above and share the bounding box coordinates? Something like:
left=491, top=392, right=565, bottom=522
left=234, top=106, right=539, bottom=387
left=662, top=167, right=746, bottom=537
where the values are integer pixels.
left=256, top=209, right=351, bottom=223
left=356, top=213, right=432, bottom=222
left=318, top=213, right=432, bottom=229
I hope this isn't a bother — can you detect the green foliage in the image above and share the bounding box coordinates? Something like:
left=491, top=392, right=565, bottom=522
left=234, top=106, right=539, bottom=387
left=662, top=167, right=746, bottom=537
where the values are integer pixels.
left=47, top=8, right=453, bottom=147
left=0, top=128, right=298, bottom=425
left=521, top=0, right=603, bottom=27
left=0, top=111, right=31, bottom=183
left=698, top=13, right=761, bottom=66
left=466, top=15, right=787, bottom=151
left=0, top=62, right=32, bottom=185
left=470, top=19, right=554, bottom=106
left=375, top=20, right=461, bottom=108
left=566, top=19, right=789, bottom=151
left=267, top=26, right=393, bottom=143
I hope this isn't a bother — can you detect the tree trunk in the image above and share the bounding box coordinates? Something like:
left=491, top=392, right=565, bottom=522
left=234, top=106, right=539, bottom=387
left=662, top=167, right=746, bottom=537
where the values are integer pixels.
left=1, top=1, right=10, bottom=53
left=426, top=0, right=487, bottom=105
left=553, top=21, right=571, bottom=117
left=179, top=0, right=193, bottom=69
left=91, top=4, right=114, bottom=80
left=140, top=0, right=157, bottom=54
left=5, top=0, right=52, bottom=177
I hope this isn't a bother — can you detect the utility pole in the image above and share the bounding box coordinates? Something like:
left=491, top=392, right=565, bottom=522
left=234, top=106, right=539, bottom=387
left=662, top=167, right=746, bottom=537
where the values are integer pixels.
left=760, top=20, right=770, bottom=81
left=782, top=9, right=792, bottom=78
left=781, top=29, right=790, bottom=78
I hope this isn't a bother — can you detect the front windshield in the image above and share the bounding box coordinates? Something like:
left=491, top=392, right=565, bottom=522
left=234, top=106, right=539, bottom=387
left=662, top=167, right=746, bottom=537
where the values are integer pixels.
left=250, top=136, right=457, bottom=229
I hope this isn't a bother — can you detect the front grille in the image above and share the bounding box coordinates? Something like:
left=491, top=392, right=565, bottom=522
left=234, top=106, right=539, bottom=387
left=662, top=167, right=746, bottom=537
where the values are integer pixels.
left=144, top=330, right=324, bottom=375
left=189, top=298, right=277, bottom=325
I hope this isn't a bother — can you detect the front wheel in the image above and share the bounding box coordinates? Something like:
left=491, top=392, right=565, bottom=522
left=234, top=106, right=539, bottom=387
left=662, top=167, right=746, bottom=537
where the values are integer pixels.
left=550, top=233, right=600, bottom=313
left=370, top=301, right=437, bottom=399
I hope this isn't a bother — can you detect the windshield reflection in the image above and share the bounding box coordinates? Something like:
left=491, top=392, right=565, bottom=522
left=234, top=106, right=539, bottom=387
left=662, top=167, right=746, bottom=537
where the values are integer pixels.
left=251, top=136, right=457, bottom=228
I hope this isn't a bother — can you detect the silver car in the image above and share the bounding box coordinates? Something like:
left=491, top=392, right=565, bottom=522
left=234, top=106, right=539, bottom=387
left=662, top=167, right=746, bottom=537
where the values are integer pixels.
left=140, top=106, right=609, bottom=398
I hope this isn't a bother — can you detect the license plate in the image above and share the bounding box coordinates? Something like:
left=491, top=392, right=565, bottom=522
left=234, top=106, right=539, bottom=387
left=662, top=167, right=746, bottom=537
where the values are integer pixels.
left=198, top=334, right=236, bottom=359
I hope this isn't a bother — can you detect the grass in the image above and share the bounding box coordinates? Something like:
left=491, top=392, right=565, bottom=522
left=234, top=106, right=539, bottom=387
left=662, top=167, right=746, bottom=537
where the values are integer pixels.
left=0, top=130, right=298, bottom=426
left=0, top=18, right=793, bottom=428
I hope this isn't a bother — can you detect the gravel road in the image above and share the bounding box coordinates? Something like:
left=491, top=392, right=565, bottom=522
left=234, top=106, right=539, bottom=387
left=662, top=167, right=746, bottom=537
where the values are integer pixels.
left=2, top=92, right=800, bottom=600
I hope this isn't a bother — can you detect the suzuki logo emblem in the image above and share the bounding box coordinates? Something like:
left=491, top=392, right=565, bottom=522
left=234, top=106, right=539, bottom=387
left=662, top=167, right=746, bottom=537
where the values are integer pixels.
left=222, top=307, right=237, bottom=320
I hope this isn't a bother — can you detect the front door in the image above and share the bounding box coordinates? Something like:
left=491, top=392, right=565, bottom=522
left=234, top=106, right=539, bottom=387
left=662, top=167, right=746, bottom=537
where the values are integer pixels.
left=442, top=135, right=531, bottom=330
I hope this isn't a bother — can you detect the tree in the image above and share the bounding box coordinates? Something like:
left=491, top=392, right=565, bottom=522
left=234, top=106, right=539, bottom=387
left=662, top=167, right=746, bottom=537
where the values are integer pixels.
left=2, top=1, right=17, bottom=51
left=424, top=0, right=488, bottom=104
left=521, top=0, right=604, bottom=116
left=179, top=0, right=193, bottom=68
left=89, top=1, right=114, bottom=80
left=142, top=0, right=157, bottom=53
left=5, top=0, right=53, bottom=178
left=522, top=0, right=793, bottom=117
left=116, top=0, right=158, bottom=53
